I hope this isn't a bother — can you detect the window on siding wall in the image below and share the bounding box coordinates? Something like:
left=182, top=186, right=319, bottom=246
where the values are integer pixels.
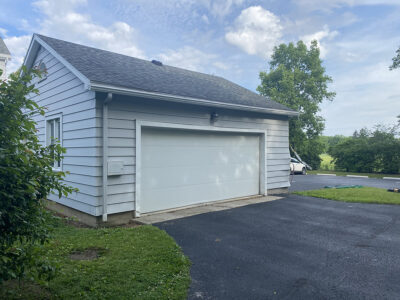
left=46, top=117, right=61, bottom=169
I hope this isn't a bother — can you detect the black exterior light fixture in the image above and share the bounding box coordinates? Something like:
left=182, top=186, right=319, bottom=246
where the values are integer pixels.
left=210, top=112, right=219, bottom=124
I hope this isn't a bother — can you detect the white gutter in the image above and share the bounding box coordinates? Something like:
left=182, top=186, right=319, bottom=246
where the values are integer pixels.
left=90, top=82, right=299, bottom=117
left=102, top=92, right=113, bottom=222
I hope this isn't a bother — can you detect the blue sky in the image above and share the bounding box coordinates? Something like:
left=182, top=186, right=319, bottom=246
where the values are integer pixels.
left=1, top=0, right=400, bottom=135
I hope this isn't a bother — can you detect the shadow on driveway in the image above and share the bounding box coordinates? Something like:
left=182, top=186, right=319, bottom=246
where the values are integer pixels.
left=156, top=194, right=400, bottom=299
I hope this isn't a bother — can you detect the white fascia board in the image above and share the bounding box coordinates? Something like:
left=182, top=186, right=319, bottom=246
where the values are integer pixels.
left=21, top=35, right=37, bottom=70
left=23, top=35, right=91, bottom=90
left=90, top=82, right=299, bottom=117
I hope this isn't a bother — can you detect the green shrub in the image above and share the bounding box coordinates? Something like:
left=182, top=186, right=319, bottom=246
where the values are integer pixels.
left=319, top=153, right=335, bottom=170
left=330, top=126, right=400, bottom=174
left=0, top=68, right=75, bottom=283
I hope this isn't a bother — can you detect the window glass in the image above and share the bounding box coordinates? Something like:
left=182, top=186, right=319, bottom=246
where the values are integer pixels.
left=47, top=117, right=61, bottom=169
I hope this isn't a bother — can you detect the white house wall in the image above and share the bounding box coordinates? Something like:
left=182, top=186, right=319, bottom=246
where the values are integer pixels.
left=30, top=46, right=101, bottom=215
left=103, top=94, right=290, bottom=215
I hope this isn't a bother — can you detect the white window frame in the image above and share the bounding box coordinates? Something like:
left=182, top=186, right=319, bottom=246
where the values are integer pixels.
left=45, top=113, right=63, bottom=170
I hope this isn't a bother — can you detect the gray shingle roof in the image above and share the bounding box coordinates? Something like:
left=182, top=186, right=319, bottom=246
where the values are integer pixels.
left=36, top=34, right=295, bottom=114
left=0, top=37, right=11, bottom=56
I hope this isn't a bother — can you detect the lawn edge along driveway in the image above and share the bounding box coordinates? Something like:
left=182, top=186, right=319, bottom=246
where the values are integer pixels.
left=294, top=186, right=400, bottom=205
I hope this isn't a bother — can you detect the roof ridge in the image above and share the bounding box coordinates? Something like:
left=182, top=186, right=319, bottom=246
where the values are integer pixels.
left=33, top=33, right=296, bottom=115
left=35, top=33, right=225, bottom=80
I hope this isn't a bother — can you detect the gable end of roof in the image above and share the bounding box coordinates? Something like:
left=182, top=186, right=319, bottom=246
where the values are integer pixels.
left=23, top=34, right=91, bottom=89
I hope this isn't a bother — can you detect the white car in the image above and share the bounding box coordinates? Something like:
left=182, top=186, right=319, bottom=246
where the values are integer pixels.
left=290, top=158, right=307, bottom=175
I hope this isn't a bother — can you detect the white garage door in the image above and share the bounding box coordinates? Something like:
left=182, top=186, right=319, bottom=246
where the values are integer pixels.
left=140, top=127, right=260, bottom=213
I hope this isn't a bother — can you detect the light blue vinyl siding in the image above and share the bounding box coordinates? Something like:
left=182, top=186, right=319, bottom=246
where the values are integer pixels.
left=30, top=46, right=102, bottom=216
left=105, top=95, right=290, bottom=214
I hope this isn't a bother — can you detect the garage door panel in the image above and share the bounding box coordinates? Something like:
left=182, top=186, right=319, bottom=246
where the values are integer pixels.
left=141, top=178, right=259, bottom=213
left=142, top=146, right=258, bottom=168
left=142, top=129, right=259, bottom=147
left=140, top=128, right=261, bottom=213
left=142, top=163, right=259, bottom=189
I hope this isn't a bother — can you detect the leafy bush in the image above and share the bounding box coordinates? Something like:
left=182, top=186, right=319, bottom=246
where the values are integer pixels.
left=319, top=153, right=335, bottom=171
left=0, top=68, right=75, bottom=283
left=330, top=125, right=400, bottom=174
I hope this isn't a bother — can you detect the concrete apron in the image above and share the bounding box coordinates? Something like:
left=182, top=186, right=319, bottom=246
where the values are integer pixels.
left=135, top=195, right=282, bottom=224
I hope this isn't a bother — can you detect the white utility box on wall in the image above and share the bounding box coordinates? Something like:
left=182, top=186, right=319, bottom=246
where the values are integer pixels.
left=108, top=161, right=124, bottom=176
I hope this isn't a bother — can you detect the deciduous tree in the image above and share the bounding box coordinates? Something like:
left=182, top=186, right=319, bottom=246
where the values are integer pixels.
left=257, top=40, right=335, bottom=169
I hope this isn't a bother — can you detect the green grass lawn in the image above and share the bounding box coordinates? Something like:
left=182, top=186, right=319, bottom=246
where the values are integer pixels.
left=294, top=187, right=400, bottom=205
left=1, top=219, right=191, bottom=300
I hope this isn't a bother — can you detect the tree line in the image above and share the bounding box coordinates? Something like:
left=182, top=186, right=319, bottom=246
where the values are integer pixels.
left=320, top=121, right=400, bottom=174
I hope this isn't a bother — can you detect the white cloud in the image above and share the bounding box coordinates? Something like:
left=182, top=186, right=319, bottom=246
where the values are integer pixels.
left=201, top=14, right=210, bottom=24
left=2, top=0, right=145, bottom=73
left=225, top=6, right=282, bottom=58
left=1, top=31, right=31, bottom=73
left=213, top=61, right=229, bottom=70
left=33, top=0, right=144, bottom=58
left=158, top=46, right=229, bottom=73
left=207, top=0, right=244, bottom=18
left=300, top=25, right=338, bottom=58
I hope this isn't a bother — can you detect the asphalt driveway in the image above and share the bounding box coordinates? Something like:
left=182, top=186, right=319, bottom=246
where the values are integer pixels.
left=156, top=178, right=400, bottom=299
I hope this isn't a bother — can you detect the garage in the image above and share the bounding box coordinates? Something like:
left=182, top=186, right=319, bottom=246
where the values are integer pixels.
left=139, top=127, right=262, bottom=213
left=26, top=34, right=297, bottom=225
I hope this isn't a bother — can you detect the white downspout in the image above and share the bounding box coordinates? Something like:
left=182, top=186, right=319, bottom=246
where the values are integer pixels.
left=102, top=92, right=113, bottom=222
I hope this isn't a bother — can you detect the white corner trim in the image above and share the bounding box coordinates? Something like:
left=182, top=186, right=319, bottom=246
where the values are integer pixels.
left=26, top=35, right=91, bottom=90
left=91, top=82, right=299, bottom=117
left=134, top=120, right=267, bottom=215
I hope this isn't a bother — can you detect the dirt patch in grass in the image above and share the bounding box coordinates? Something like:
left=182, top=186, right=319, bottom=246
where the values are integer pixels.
left=69, top=247, right=107, bottom=261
